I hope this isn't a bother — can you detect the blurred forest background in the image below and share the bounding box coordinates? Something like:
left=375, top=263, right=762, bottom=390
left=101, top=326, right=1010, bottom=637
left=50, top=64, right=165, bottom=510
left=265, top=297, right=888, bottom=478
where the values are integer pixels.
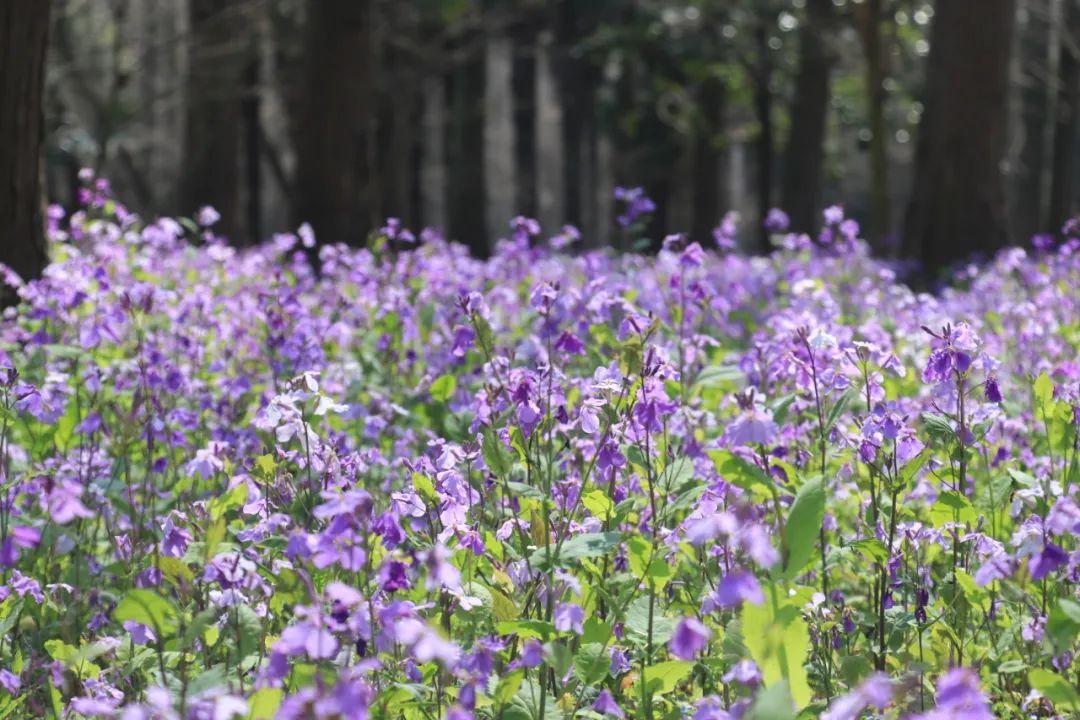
left=2, top=0, right=1080, bottom=280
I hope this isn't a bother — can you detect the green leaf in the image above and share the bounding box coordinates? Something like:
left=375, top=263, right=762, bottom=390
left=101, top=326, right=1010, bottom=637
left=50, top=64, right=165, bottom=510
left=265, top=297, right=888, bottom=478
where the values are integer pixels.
left=709, top=450, right=775, bottom=493
left=783, top=478, right=825, bottom=579
left=1047, top=599, right=1080, bottom=652
left=637, top=660, right=695, bottom=696
left=1028, top=668, right=1080, bottom=709
left=114, top=589, right=179, bottom=637
left=823, top=390, right=853, bottom=434
left=496, top=620, right=555, bottom=641
left=53, top=401, right=80, bottom=450
left=532, top=531, right=620, bottom=569
left=430, top=374, right=457, bottom=403
left=493, top=669, right=525, bottom=705
left=482, top=427, right=514, bottom=477
left=849, top=538, right=888, bottom=563
left=1033, top=372, right=1055, bottom=411
left=581, top=489, right=613, bottom=518
left=746, top=680, right=796, bottom=720
left=742, top=589, right=812, bottom=710
left=574, top=643, right=609, bottom=685
left=248, top=687, right=283, bottom=719
left=208, top=482, right=248, bottom=522
left=254, top=454, right=276, bottom=477
left=625, top=597, right=675, bottom=646
left=929, top=491, right=976, bottom=526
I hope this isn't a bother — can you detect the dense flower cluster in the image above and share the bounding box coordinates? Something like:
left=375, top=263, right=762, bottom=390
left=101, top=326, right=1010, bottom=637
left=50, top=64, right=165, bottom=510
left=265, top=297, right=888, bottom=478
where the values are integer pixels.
left=0, top=176, right=1078, bottom=719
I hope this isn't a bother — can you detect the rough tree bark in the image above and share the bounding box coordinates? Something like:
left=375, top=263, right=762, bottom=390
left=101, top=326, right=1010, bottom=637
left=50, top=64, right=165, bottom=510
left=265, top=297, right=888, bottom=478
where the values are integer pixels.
left=855, top=0, right=891, bottom=247
left=1047, top=0, right=1080, bottom=228
left=0, top=0, right=52, bottom=295
left=904, top=0, right=1016, bottom=273
left=691, top=76, right=725, bottom=243
left=183, top=0, right=245, bottom=240
left=781, top=0, right=834, bottom=235
left=753, top=20, right=776, bottom=252
left=293, top=0, right=372, bottom=247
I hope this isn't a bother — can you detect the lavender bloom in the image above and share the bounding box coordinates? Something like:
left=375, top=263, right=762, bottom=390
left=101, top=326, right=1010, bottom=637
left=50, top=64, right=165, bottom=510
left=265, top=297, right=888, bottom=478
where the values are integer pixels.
left=669, top=616, right=712, bottom=660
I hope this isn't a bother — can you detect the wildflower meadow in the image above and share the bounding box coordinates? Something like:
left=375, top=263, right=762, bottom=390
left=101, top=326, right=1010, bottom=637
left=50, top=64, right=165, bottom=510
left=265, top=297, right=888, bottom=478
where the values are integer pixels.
left=1, top=176, right=1079, bottom=720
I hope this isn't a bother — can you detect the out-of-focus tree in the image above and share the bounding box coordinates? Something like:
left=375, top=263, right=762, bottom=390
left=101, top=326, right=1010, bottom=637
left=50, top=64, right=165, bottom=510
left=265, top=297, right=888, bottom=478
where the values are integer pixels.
left=1047, top=0, right=1080, bottom=229
left=905, top=0, right=1016, bottom=271
left=853, top=0, right=892, bottom=246
left=292, top=0, right=373, bottom=247
left=1, top=0, right=52, bottom=297
left=182, top=0, right=248, bottom=241
left=781, top=0, right=835, bottom=234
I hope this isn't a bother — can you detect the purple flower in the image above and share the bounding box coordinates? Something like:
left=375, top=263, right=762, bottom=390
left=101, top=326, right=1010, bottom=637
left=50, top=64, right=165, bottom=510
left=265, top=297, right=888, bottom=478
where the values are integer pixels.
left=0, top=670, right=20, bottom=695
left=554, top=603, right=584, bottom=634
left=669, top=616, right=711, bottom=660
left=709, top=570, right=764, bottom=609
left=593, top=689, right=625, bottom=718
left=911, top=667, right=993, bottom=720
left=763, top=208, right=790, bottom=233
left=1029, top=543, right=1067, bottom=580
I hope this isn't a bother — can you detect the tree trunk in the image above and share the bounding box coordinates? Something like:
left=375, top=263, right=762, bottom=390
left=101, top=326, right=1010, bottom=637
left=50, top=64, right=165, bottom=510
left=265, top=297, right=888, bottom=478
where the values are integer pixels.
left=420, top=75, right=448, bottom=232
left=753, top=21, right=775, bottom=252
left=182, top=0, right=245, bottom=240
left=782, top=0, right=834, bottom=235
left=1012, top=0, right=1051, bottom=239
left=293, top=0, right=372, bottom=247
left=535, top=32, right=565, bottom=235
left=0, top=0, right=51, bottom=295
left=484, top=34, right=517, bottom=242
left=447, top=47, right=488, bottom=256
left=692, top=77, right=725, bottom=243
left=855, top=0, right=891, bottom=247
left=1047, top=0, right=1080, bottom=228
left=904, top=0, right=1016, bottom=272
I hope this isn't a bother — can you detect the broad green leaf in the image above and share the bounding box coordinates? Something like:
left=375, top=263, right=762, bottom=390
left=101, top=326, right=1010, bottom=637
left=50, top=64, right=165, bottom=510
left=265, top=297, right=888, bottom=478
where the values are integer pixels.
left=532, top=531, right=620, bottom=568
left=709, top=450, right=775, bottom=493
left=783, top=478, right=825, bottom=579
left=929, top=491, right=976, bottom=526
left=581, top=489, right=613, bottom=518
left=1047, top=599, right=1080, bottom=652
left=1028, top=668, right=1080, bottom=709
left=1033, top=372, right=1055, bottom=411
left=114, top=589, right=179, bottom=637
left=637, top=660, right=695, bottom=696
left=482, top=427, right=514, bottom=477
left=248, top=687, right=283, bottom=719
left=741, top=589, right=812, bottom=709
left=849, top=538, right=888, bottom=563
left=746, top=680, right=796, bottom=720
left=430, top=374, right=457, bottom=402
left=493, top=669, right=524, bottom=705
left=496, top=620, right=555, bottom=641
left=209, top=482, right=248, bottom=522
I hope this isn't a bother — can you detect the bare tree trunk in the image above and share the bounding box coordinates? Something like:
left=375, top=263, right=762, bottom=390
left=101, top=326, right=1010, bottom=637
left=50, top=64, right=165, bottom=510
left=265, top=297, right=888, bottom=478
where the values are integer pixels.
left=856, top=0, right=891, bottom=247
left=448, top=48, right=488, bottom=256
left=0, top=0, right=51, bottom=296
left=904, top=0, right=1016, bottom=272
left=484, top=34, right=516, bottom=242
left=421, top=75, right=448, bottom=231
left=243, top=45, right=261, bottom=244
left=782, top=0, right=833, bottom=235
left=182, top=0, right=245, bottom=240
left=535, top=32, right=565, bottom=235
left=1047, top=0, right=1080, bottom=227
left=753, top=21, right=775, bottom=252
left=1013, top=0, right=1051, bottom=238
left=293, top=0, right=372, bottom=247
left=691, top=74, right=725, bottom=244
